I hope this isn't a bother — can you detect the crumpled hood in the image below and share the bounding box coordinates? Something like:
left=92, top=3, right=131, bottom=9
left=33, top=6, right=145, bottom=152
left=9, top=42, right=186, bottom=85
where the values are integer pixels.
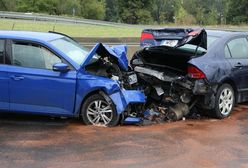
left=141, top=28, right=207, bottom=50
left=81, top=43, right=129, bottom=71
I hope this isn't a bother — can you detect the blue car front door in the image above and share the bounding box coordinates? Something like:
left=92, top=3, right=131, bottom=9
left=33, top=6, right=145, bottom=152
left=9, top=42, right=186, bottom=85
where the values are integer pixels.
left=0, top=39, right=9, bottom=111
left=7, top=40, right=77, bottom=115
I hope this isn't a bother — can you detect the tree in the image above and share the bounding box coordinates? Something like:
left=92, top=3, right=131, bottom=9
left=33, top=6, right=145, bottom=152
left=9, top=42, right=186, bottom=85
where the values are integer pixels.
left=118, top=0, right=153, bottom=24
left=227, top=0, right=248, bottom=24
left=152, top=0, right=178, bottom=24
left=0, top=0, right=17, bottom=11
left=105, top=0, right=119, bottom=22
left=79, top=0, right=105, bottom=20
left=175, top=3, right=196, bottom=25
left=17, top=0, right=57, bottom=14
left=0, top=0, right=248, bottom=25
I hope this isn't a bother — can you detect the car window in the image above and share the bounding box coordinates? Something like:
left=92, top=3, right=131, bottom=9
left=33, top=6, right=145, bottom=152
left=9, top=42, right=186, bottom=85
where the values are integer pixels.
left=224, top=45, right=231, bottom=58
left=227, top=37, right=248, bottom=59
left=178, top=36, right=219, bottom=54
left=0, top=40, right=4, bottom=64
left=50, top=37, right=89, bottom=65
left=12, top=41, right=62, bottom=70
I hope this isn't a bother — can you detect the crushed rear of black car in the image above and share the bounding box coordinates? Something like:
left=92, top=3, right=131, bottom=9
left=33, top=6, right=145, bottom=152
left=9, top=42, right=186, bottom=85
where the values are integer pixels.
left=131, top=28, right=248, bottom=121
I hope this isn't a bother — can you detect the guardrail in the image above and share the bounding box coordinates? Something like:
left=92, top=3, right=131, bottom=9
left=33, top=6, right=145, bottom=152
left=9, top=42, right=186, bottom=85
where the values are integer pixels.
left=75, top=37, right=140, bottom=45
left=75, top=37, right=140, bottom=58
left=0, top=11, right=144, bottom=28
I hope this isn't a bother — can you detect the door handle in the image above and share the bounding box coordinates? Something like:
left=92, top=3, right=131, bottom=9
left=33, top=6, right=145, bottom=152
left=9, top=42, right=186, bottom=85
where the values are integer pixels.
left=234, top=62, right=243, bottom=68
left=10, top=75, right=24, bottom=81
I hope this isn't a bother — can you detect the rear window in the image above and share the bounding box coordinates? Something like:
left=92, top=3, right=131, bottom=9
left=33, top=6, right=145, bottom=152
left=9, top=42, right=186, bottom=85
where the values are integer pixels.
left=178, top=36, right=219, bottom=54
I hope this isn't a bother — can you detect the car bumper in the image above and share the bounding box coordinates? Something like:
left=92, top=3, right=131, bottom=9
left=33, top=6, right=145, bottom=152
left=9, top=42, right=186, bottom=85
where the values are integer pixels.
left=109, top=89, right=146, bottom=114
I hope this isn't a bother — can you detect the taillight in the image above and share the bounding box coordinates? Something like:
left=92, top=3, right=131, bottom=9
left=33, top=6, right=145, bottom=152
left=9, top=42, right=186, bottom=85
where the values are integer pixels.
left=141, top=32, right=154, bottom=41
left=188, top=30, right=200, bottom=36
left=188, top=65, right=206, bottom=79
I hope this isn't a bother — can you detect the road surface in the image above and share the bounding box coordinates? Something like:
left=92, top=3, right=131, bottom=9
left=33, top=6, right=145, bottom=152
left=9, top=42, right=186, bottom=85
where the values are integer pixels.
left=0, top=104, right=248, bottom=168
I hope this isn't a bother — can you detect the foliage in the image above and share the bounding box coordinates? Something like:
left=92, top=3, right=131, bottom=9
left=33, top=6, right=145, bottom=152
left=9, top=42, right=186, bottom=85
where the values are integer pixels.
left=227, top=0, right=248, bottom=24
left=118, top=0, right=153, bottom=24
left=0, top=0, right=248, bottom=25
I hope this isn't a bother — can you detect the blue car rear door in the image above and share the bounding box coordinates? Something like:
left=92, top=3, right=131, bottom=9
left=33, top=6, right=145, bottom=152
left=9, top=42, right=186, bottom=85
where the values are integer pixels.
left=0, top=39, right=9, bottom=111
left=7, top=40, right=77, bottom=115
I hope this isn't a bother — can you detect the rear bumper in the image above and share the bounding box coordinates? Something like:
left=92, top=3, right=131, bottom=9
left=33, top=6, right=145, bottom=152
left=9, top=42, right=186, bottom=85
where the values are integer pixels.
left=192, top=79, right=212, bottom=95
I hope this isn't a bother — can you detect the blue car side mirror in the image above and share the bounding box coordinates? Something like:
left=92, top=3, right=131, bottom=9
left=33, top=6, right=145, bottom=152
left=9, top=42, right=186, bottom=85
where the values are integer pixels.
left=53, top=63, right=69, bottom=73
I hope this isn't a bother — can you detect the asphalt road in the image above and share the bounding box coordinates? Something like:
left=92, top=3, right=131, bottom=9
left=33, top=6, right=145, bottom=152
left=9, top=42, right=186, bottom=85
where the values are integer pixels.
left=0, top=104, right=248, bottom=168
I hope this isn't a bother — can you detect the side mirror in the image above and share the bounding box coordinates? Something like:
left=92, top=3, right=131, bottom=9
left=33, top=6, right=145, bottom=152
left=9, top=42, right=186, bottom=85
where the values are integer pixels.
left=53, top=63, right=69, bottom=73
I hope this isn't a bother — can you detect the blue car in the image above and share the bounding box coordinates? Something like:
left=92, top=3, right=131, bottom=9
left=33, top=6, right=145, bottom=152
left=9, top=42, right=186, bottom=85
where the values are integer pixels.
left=131, top=28, right=248, bottom=120
left=0, top=31, right=145, bottom=126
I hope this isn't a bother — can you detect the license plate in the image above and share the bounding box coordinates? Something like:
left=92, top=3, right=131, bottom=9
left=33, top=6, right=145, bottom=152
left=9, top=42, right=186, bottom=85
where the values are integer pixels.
left=128, top=74, right=138, bottom=85
left=160, top=40, right=178, bottom=47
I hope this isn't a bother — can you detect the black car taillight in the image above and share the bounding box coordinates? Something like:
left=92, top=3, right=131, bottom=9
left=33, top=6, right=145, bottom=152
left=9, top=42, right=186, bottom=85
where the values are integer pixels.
left=188, top=65, right=206, bottom=79
left=141, top=32, right=154, bottom=41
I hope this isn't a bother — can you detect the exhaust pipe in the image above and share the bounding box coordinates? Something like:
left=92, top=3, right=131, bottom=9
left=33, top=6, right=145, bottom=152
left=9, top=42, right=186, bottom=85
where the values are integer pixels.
left=168, top=102, right=190, bottom=121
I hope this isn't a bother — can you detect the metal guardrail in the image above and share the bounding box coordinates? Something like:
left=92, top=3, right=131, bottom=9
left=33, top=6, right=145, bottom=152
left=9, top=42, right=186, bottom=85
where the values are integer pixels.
left=1, top=11, right=248, bottom=32
left=0, top=11, right=145, bottom=28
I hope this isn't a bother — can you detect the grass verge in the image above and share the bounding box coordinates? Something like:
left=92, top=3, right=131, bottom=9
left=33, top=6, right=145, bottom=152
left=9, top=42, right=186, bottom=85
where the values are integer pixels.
left=0, top=19, right=248, bottom=37
left=0, top=19, right=142, bottom=37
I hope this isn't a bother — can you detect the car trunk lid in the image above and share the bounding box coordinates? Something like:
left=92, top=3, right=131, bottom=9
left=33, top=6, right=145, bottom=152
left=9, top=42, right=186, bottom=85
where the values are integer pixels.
left=140, top=28, right=207, bottom=50
left=135, top=45, right=207, bottom=74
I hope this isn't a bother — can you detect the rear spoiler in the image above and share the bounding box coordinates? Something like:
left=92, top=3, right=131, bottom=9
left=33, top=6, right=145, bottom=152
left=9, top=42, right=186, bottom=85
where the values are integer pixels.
left=48, top=31, right=78, bottom=43
left=140, top=28, right=207, bottom=50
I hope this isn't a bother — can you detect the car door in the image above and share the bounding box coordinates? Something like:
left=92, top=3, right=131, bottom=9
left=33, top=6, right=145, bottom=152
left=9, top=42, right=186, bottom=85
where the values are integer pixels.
left=0, top=39, right=9, bottom=111
left=225, top=36, right=248, bottom=101
left=7, top=40, right=77, bottom=115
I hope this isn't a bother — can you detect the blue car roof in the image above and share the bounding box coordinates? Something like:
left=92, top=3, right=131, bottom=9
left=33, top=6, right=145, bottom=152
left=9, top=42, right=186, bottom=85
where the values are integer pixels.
left=0, top=30, right=63, bottom=41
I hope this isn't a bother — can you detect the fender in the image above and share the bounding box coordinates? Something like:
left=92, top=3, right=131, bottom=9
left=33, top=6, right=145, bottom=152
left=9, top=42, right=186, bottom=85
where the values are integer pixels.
left=74, top=73, right=146, bottom=115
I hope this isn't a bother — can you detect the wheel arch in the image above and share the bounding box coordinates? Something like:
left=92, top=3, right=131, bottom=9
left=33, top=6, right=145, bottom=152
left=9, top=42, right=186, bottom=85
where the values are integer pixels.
left=78, top=89, right=106, bottom=116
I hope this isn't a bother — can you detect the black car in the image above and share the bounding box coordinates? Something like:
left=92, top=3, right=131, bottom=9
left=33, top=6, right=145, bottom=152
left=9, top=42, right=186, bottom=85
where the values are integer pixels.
left=131, top=28, right=248, bottom=119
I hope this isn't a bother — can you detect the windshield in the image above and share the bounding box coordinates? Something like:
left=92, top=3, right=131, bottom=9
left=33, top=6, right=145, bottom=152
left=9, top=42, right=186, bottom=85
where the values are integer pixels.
left=50, top=37, right=90, bottom=65
left=178, top=36, right=219, bottom=53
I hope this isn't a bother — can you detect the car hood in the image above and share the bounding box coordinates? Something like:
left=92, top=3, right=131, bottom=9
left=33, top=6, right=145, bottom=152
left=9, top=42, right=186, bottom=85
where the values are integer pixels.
left=141, top=28, right=207, bottom=50
left=81, top=43, right=129, bottom=71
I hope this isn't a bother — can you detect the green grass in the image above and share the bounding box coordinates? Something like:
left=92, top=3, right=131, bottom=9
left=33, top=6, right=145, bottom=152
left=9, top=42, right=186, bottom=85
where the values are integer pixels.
left=0, top=19, right=142, bottom=37
left=1, top=19, right=248, bottom=38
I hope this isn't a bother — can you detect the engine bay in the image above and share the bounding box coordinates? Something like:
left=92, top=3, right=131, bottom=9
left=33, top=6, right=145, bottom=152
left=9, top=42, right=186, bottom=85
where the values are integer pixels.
left=85, top=55, right=138, bottom=89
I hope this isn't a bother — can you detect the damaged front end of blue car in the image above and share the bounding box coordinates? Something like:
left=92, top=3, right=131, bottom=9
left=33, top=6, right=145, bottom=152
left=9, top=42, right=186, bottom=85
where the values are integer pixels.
left=80, top=43, right=146, bottom=124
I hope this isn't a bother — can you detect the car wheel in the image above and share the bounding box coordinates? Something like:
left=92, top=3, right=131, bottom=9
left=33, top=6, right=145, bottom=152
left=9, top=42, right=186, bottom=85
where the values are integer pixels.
left=212, top=84, right=235, bottom=119
left=81, top=94, right=120, bottom=127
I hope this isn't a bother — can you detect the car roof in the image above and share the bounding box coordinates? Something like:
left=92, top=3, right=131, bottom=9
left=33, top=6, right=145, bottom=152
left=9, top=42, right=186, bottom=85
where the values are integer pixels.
left=0, top=30, right=64, bottom=41
left=206, top=29, right=248, bottom=37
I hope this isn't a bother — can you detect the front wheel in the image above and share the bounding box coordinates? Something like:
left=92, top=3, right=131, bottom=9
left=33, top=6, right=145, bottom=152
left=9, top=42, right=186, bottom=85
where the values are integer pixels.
left=81, top=94, right=120, bottom=127
left=212, top=84, right=235, bottom=119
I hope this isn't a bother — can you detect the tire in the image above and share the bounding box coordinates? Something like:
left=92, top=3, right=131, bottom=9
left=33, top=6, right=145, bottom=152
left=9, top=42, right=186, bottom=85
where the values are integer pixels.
left=81, top=94, right=120, bottom=127
left=211, top=84, right=235, bottom=119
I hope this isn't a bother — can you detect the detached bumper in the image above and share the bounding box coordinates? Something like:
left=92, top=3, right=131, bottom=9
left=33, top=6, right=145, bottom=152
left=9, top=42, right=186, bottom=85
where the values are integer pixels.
left=109, top=90, right=146, bottom=114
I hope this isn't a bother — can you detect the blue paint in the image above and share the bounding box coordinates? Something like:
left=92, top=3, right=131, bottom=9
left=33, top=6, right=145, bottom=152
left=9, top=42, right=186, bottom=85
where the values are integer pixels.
left=123, top=117, right=141, bottom=124
left=82, top=43, right=129, bottom=71
left=0, top=31, right=146, bottom=119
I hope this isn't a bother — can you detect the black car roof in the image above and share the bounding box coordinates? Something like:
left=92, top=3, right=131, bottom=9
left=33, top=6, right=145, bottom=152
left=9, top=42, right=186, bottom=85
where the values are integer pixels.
left=206, top=29, right=248, bottom=37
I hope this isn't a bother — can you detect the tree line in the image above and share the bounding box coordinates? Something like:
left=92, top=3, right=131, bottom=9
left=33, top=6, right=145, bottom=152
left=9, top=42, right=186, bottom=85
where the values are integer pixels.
left=0, top=0, right=247, bottom=25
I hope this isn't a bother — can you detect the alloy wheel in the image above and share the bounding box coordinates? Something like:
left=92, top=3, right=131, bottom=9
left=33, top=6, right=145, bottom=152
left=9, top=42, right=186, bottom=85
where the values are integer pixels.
left=86, top=100, right=113, bottom=126
left=218, top=88, right=234, bottom=116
